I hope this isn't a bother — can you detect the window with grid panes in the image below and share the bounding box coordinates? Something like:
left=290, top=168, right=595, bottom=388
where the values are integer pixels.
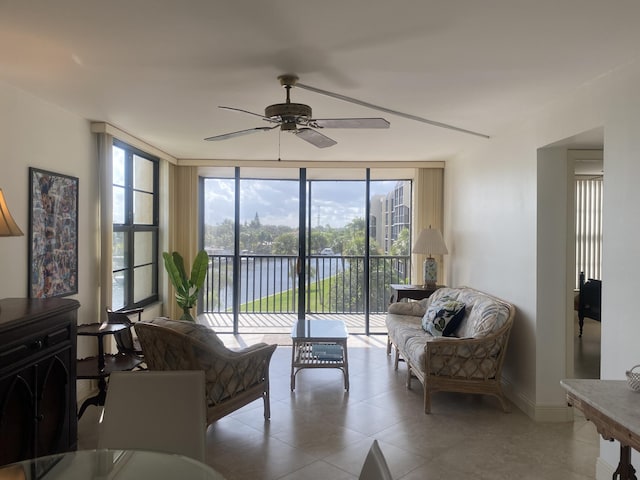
left=111, top=140, right=159, bottom=309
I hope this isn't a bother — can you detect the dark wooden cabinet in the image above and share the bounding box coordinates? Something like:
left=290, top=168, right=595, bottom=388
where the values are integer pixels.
left=0, top=297, right=79, bottom=466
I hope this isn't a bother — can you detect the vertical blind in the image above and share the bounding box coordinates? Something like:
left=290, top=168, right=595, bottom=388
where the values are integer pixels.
left=575, top=176, right=602, bottom=288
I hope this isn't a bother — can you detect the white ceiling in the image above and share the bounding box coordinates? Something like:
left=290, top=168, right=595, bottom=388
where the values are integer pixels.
left=0, top=0, right=629, bottom=163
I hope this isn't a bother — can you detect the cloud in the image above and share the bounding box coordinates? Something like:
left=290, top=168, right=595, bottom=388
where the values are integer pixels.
left=204, top=178, right=403, bottom=228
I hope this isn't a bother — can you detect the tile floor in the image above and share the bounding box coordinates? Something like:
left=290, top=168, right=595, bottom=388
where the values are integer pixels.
left=78, top=317, right=602, bottom=479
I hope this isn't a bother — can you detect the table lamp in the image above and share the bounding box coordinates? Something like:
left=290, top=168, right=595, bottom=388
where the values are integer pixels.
left=412, top=226, right=447, bottom=287
left=0, top=189, right=23, bottom=314
left=0, top=189, right=24, bottom=237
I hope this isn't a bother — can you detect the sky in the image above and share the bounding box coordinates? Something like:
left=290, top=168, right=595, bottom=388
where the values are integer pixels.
left=113, top=143, right=404, bottom=230
left=204, top=178, right=401, bottom=228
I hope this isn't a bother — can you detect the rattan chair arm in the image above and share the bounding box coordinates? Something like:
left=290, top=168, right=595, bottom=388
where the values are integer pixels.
left=225, top=342, right=275, bottom=356
left=195, top=343, right=276, bottom=403
left=189, top=340, right=276, bottom=374
left=204, top=343, right=277, bottom=362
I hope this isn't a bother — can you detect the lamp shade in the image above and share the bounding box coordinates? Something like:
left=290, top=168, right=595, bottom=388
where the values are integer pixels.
left=0, top=189, right=24, bottom=237
left=412, top=226, right=448, bottom=257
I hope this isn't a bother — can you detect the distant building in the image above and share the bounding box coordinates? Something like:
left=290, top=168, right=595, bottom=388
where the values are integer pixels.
left=370, top=181, right=411, bottom=254
left=370, top=194, right=385, bottom=250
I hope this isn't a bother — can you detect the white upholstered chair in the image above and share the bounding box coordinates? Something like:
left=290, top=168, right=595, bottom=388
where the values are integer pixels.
left=98, top=370, right=207, bottom=461
left=359, top=440, right=392, bottom=480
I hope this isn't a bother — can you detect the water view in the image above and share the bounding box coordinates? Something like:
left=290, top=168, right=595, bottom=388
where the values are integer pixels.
left=202, top=176, right=412, bottom=317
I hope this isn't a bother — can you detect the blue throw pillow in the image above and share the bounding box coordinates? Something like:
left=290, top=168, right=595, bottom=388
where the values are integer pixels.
left=422, top=296, right=466, bottom=337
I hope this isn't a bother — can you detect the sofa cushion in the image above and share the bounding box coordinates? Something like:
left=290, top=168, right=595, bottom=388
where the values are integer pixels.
left=387, top=298, right=429, bottom=317
left=385, top=314, right=426, bottom=352
left=421, top=296, right=466, bottom=337
left=456, top=291, right=511, bottom=338
left=427, top=288, right=511, bottom=338
left=148, top=317, right=226, bottom=350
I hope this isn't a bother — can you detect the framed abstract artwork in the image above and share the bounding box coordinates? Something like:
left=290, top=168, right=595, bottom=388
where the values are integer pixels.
left=28, top=168, right=79, bottom=298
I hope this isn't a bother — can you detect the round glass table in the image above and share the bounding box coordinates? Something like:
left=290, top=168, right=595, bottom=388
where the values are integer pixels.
left=0, top=449, right=225, bottom=480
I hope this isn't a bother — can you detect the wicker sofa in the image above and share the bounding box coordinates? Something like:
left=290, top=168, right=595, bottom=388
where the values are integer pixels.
left=134, top=317, right=277, bottom=424
left=386, top=287, right=516, bottom=413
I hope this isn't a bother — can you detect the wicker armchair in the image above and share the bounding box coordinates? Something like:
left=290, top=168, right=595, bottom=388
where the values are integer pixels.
left=134, top=317, right=277, bottom=424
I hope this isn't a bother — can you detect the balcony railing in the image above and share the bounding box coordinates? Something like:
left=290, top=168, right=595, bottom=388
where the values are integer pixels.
left=202, top=254, right=410, bottom=315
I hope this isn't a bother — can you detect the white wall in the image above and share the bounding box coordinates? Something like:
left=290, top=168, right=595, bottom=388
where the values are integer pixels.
left=445, top=128, right=539, bottom=409
left=445, top=56, right=640, bottom=475
left=536, top=147, right=572, bottom=412
left=0, top=80, right=99, bottom=366
left=597, top=68, right=640, bottom=476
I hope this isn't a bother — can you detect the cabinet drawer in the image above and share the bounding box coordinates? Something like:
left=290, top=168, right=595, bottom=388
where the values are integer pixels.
left=0, top=325, right=72, bottom=369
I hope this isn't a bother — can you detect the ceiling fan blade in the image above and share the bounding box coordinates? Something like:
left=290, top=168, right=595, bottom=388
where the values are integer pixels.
left=311, top=118, right=390, bottom=129
left=297, top=82, right=490, bottom=139
left=293, top=128, right=337, bottom=148
left=204, top=126, right=277, bottom=141
left=218, top=106, right=278, bottom=123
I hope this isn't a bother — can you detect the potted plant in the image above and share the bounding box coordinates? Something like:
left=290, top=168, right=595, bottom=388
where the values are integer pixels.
left=162, top=250, right=209, bottom=321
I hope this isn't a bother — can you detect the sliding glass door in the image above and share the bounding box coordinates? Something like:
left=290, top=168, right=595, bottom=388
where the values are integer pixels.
left=201, top=167, right=412, bottom=334
left=202, top=168, right=302, bottom=332
left=238, top=177, right=300, bottom=317
left=306, top=180, right=367, bottom=330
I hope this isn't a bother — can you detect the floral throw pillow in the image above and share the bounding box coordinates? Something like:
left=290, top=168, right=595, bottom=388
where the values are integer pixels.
left=421, top=296, right=466, bottom=337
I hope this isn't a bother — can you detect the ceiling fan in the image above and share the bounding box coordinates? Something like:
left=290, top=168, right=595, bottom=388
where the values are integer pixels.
left=204, top=74, right=390, bottom=148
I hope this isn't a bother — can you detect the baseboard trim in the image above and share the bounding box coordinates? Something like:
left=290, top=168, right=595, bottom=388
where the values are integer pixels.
left=502, top=377, right=574, bottom=422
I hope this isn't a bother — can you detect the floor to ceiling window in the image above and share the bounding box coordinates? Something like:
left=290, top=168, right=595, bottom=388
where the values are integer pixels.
left=305, top=179, right=366, bottom=325
left=201, top=167, right=413, bottom=334
left=368, top=180, right=412, bottom=328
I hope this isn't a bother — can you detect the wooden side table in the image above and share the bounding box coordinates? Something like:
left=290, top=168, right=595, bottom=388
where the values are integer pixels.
left=389, top=284, right=442, bottom=304
left=76, top=323, right=143, bottom=419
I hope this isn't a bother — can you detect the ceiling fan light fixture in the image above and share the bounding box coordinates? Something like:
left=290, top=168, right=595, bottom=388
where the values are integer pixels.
left=206, top=74, right=392, bottom=148
left=264, top=102, right=312, bottom=122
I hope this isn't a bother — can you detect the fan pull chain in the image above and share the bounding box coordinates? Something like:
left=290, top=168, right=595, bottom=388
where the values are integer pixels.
left=278, top=130, right=281, bottom=161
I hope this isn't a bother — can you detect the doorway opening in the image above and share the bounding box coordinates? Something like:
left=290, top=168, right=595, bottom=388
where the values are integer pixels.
left=571, top=149, right=603, bottom=379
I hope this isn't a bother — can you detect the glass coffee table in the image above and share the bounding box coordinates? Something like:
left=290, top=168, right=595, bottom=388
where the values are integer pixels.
left=290, top=319, right=349, bottom=391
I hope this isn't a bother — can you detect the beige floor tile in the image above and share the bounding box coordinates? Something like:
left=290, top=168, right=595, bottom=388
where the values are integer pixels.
left=76, top=324, right=601, bottom=480
left=269, top=419, right=369, bottom=458
left=277, top=460, right=356, bottom=480
left=400, top=461, right=470, bottom=480
left=333, top=401, right=408, bottom=437
left=323, top=437, right=429, bottom=478
left=207, top=436, right=318, bottom=480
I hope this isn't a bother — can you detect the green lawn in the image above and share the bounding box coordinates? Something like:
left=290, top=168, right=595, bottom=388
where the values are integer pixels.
left=240, top=276, right=336, bottom=312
